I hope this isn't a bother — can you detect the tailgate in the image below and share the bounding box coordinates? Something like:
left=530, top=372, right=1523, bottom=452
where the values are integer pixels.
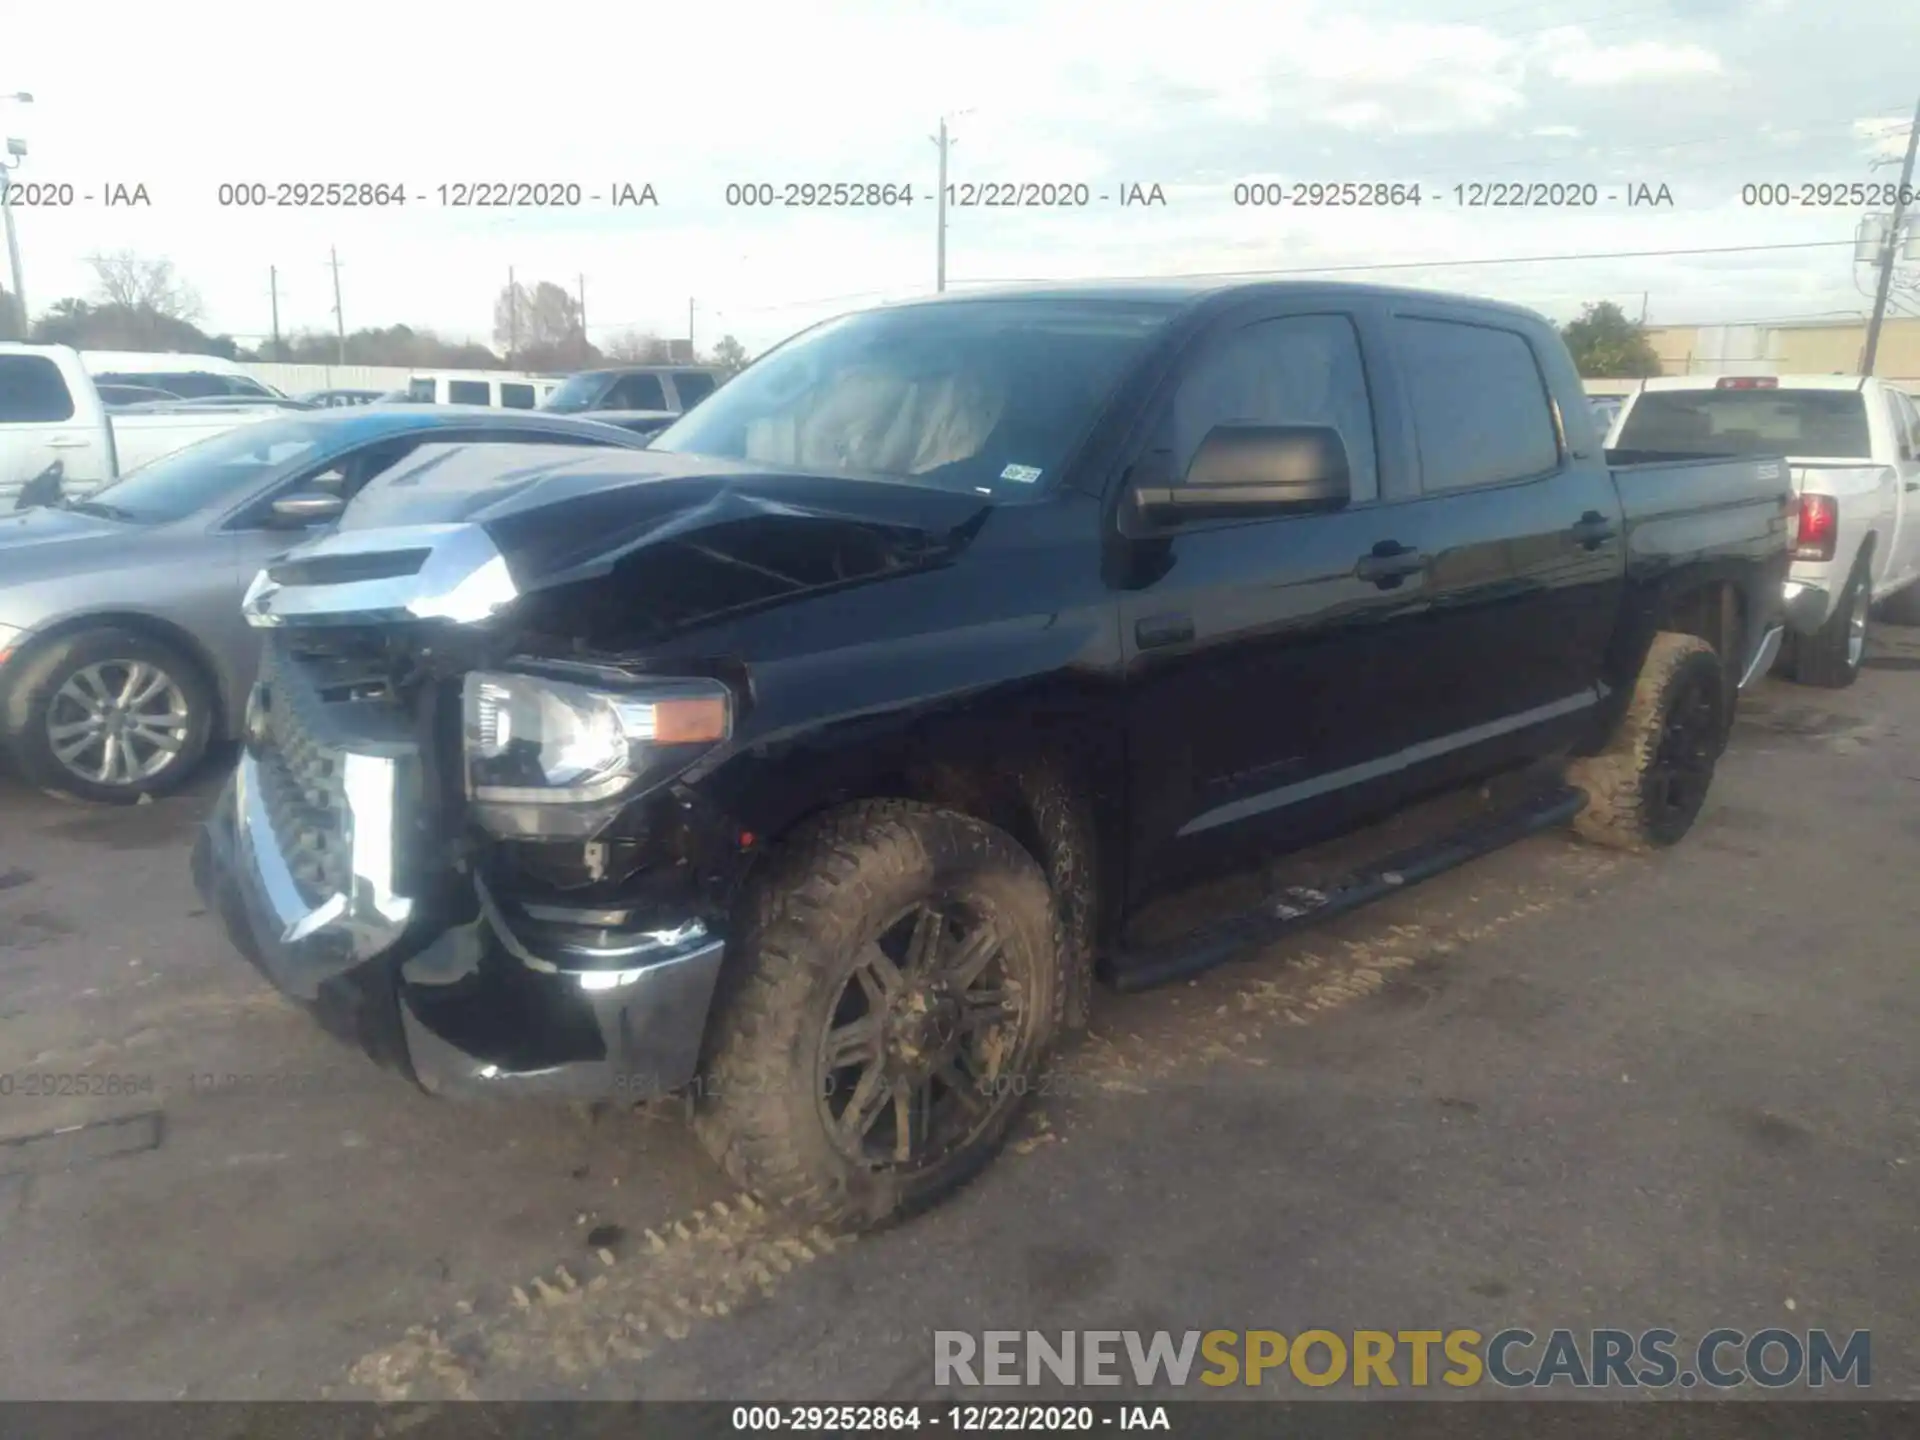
left=1788, top=462, right=1890, bottom=496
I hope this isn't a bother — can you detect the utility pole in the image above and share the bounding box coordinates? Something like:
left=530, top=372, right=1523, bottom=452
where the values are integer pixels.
left=507, top=265, right=518, bottom=365
left=269, top=265, right=281, bottom=361
left=577, top=273, right=587, bottom=362
left=931, top=117, right=952, bottom=292
left=0, top=92, right=32, bottom=338
left=688, top=297, right=695, bottom=360
left=1862, top=94, right=1920, bottom=377
left=1639, top=291, right=1649, bottom=325
left=328, top=246, right=345, bottom=365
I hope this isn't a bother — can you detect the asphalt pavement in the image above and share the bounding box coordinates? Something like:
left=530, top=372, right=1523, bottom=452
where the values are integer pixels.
left=1, top=626, right=1916, bottom=1404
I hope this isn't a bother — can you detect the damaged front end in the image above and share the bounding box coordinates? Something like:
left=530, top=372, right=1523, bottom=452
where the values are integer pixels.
left=192, top=458, right=987, bottom=1101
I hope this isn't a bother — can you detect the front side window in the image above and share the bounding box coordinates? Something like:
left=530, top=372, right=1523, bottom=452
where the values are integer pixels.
left=407, top=377, right=436, bottom=402
left=606, top=373, right=667, bottom=410
left=652, top=298, right=1176, bottom=497
left=1395, top=318, right=1560, bottom=491
left=1162, top=313, right=1380, bottom=502
left=671, top=371, right=717, bottom=406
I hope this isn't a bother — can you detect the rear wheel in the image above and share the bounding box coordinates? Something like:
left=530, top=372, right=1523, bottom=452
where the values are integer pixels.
left=1568, top=631, right=1725, bottom=853
left=1, top=629, right=214, bottom=803
left=692, top=801, right=1061, bottom=1231
left=1785, top=557, right=1870, bottom=688
left=1875, top=578, right=1920, bottom=627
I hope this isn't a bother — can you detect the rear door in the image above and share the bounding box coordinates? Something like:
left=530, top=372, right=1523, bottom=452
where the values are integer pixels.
left=1380, top=308, right=1621, bottom=779
left=0, top=349, right=112, bottom=499
left=605, top=372, right=669, bottom=411
left=1116, top=300, right=1440, bottom=893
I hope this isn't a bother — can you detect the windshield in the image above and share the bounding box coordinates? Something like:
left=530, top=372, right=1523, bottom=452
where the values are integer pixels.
left=1616, top=388, right=1871, bottom=459
left=649, top=298, right=1177, bottom=495
left=542, top=373, right=613, bottom=413
left=87, top=417, right=329, bottom=522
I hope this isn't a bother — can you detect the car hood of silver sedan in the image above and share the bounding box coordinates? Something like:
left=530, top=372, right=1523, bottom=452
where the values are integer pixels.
left=0, top=505, right=146, bottom=577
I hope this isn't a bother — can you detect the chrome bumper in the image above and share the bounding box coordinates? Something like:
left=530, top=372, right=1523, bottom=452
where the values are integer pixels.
left=1782, top=579, right=1831, bottom=636
left=194, top=762, right=726, bottom=1102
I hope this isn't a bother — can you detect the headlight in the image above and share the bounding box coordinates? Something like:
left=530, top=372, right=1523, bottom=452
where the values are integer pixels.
left=461, top=670, right=731, bottom=815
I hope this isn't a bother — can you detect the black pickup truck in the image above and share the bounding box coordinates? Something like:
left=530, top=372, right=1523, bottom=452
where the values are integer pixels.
left=194, top=282, right=1793, bottom=1230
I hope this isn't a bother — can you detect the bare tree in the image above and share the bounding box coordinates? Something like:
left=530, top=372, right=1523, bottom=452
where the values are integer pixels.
left=602, top=327, right=675, bottom=363
left=85, top=251, right=204, bottom=323
left=493, top=278, right=585, bottom=363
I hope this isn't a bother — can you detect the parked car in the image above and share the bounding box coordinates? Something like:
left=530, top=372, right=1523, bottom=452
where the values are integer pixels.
left=0, top=343, right=291, bottom=507
left=574, top=408, right=679, bottom=440
left=0, top=406, right=649, bottom=802
left=98, top=383, right=186, bottom=407
left=403, top=373, right=560, bottom=409
left=82, top=349, right=286, bottom=401
left=1611, top=374, right=1920, bottom=685
left=297, top=389, right=387, bottom=408
left=541, top=365, right=722, bottom=416
left=195, top=280, right=1793, bottom=1231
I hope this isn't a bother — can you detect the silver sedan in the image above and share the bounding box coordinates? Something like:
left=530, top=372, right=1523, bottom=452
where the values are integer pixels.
left=0, top=405, right=648, bottom=802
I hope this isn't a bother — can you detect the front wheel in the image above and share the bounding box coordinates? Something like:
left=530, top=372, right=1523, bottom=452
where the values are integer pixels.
left=1568, top=631, right=1726, bottom=853
left=692, top=801, right=1062, bottom=1231
left=1, top=628, right=214, bottom=803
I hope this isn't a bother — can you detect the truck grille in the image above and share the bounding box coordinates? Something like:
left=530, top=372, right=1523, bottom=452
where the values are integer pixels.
left=253, top=649, right=352, bottom=907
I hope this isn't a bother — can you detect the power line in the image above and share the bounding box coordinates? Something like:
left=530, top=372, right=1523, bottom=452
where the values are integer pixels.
left=957, top=238, right=1861, bottom=288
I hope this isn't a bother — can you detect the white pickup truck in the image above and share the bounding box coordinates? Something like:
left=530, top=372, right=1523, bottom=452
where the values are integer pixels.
left=0, top=343, right=287, bottom=507
left=1612, top=375, right=1920, bottom=687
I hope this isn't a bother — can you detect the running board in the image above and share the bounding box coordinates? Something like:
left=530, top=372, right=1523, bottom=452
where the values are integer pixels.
left=1103, top=785, right=1588, bottom=994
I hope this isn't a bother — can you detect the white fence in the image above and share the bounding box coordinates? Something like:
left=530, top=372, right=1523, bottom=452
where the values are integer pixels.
left=230, top=362, right=563, bottom=394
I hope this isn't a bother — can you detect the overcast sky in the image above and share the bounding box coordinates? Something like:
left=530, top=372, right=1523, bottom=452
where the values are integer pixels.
left=4, top=0, right=1916, bottom=358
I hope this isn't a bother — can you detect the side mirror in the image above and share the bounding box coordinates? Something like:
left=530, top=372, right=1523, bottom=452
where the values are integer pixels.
left=268, top=491, right=345, bottom=528
left=1130, top=424, right=1352, bottom=527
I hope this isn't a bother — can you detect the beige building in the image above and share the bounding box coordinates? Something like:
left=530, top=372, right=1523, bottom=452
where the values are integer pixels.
left=1585, top=316, right=1920, bottom=395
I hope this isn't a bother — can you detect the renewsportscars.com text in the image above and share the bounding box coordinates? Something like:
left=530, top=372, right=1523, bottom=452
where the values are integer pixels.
left=933, top=1328, right=1871, bottom=1390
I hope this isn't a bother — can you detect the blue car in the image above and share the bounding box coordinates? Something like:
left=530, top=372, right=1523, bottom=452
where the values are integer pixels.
left=0, top=406, right=648, bottom=801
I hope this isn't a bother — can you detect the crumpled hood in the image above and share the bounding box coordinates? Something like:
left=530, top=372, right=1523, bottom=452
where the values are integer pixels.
left=343, top=442, right=994, bottom=600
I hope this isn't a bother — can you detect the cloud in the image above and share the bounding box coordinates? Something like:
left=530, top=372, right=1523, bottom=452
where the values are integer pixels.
left=1534, top=31, right=1724, bottom=87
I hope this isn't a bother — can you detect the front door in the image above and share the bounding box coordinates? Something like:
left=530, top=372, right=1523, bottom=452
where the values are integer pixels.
left=1115, top=306, right=1438, bottom=897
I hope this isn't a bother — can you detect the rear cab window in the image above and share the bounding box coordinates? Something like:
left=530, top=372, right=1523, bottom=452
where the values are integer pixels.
left=0, top=354, right=78, bottom=422
left=1394, top=317, right=1561, bottom=491
left=1616, top=387, right=1871, bottom=460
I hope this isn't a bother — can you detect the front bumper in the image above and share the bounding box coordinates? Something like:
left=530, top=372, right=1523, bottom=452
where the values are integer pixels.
left=1782, top=579, right=1832, bottom=636
left=192, top=755, right=726, bottom=1102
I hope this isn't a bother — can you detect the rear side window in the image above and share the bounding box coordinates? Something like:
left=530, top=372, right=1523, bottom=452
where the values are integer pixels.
left=1395, top=318, right=1560, bottom=491
left=1615, top=389, right=1871, bottom=460
left=1165, top=313, right=1380, bottom=502
left=671, top=371, right=716, bottom=406
left=0, top=355, right=78, bottom=422
left=500, top=382, right=536, bottom=409
left=606, top=373, right=667, bottom=410
left=448, top=380, right=491, bottom=405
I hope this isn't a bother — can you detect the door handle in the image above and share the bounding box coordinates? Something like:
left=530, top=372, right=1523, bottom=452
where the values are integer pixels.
left=1354, top=541, right=1427, bottom=588
left=1569, top=510, right=1618, bottom=549
left=49, top=437, right=91, bottom=448
left=1135, top=612, right=1194, bottom=649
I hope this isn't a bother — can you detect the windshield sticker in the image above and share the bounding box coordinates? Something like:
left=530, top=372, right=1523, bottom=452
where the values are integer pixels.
left=1000, top=464, right=1043, bottom=484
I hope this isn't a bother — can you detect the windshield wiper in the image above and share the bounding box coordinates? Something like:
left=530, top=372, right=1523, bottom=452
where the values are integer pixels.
left=63, top=498, right=139, bottom=521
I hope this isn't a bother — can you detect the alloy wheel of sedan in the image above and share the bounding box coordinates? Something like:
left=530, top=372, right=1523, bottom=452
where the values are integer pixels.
left=46, top=659, right=195, bottom=788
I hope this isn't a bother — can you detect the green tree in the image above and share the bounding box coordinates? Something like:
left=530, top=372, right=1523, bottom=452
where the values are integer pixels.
left=708, top=334, right=749, bottom=377
left=1560, top=301, right=1662, bottom=378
